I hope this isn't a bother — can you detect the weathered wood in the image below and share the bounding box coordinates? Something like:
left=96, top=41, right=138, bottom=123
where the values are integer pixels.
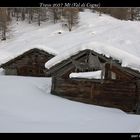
left=51, top=78, right=138, bottom=113
left=135, top=80, right=140, bottom=114
left=46, top=49, right=140, bottom=79
left=90, top=84, right=94, bottom=99
left=105, top=63, right=135, bottom=80
left=88, top=52, right=101, bottom=70
left=1, top=48, right=54, bottom=77
left=45, top=49, right=140, bottom=114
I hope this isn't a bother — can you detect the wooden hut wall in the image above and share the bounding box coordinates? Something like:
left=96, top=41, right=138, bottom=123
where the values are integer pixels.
left=104, top=63, right=136, bottom=80
left=51, top=60, right=140, bottom=113
left=2, top=49, right=54, bottom=77
left=51, top=77, right=139, bottom=113
left=47, top=49, right=140, bottom=113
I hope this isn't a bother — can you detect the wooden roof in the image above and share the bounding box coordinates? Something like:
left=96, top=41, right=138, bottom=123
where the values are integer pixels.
left=0, top=48, right=55, bottom=68
left=45, top=49, right=140, bottom=79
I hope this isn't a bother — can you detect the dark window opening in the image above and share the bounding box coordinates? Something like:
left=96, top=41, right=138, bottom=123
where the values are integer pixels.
left=29, top=69, right=32, bottom=73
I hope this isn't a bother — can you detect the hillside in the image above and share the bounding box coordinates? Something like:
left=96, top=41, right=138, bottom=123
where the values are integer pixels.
left=1, top=9, right=140, bottom=70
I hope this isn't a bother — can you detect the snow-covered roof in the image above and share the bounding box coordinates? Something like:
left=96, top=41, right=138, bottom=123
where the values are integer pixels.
left=45, top=42, right=140, bottom=72
left=0, top=45, right=58, bottom=65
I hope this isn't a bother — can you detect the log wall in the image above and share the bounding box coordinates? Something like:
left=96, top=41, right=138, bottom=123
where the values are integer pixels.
left=51, top=77, right=139, bottom=113
left=3, top=49, right=54, bottom=77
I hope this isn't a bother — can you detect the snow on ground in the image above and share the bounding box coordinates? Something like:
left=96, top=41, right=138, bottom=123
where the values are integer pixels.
left=0, top=68, right=5, bottom=75
left=0, top=75, right=140, bottom=132
left=70, top=70, right=102, bottom=79
left=1, top=9, right=140, bottom=71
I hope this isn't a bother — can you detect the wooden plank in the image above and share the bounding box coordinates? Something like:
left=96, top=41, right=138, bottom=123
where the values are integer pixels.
left=52, top=77, right=138, bottom=113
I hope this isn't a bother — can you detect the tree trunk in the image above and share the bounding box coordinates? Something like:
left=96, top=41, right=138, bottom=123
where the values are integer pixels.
left=16, top=9, right=19, bottom=21
left=38, top=8, right=41, bottom=26
left=2, top=28, right=6, bottom=40
left=130, top=8, right=134, bottom=21
left=21, top=8, right=25, bottom=21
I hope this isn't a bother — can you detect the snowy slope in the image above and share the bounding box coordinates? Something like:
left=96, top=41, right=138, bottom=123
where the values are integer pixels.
left=0, top=10, right=140, bottom=71
left=0, top=76, right=140, bottom=132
